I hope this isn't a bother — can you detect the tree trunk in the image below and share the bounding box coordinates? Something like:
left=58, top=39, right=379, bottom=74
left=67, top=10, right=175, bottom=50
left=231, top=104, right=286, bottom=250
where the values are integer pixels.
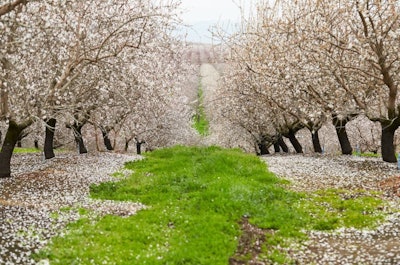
left=136, top=141, right=142, bottom=155
left=34, top=139, right=39, bottom=149
left=381, top=122, right=397, bottom=163
left=273, top=142, right=280, bottom=153
left=311, top=130, right=323, bottom=153
left=0, top=121, right=24, bottom=178
left=72, top=123, right=87, bottom=154
left=278, top=137, right=289, bottom=153
left=332, top=117, right=352, bottom=155
left=100, top=126, right=113, bottom=151
left=125, top=140, right=129, bottom=152
left=44, top=118, right=56, bottom=159
left=287, top=131, right=303, bottom=153
left=258, top=142, right=270, bottom=155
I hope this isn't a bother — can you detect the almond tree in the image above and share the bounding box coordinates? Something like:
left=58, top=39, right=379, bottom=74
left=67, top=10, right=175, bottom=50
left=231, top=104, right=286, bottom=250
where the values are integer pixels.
left=329, top=1, right=400, bottom=162
left=0, top=0, right=181, bottom=177
left=217, top=0, right=400, bottom=161
left=296, top=0, right=400, bottom=161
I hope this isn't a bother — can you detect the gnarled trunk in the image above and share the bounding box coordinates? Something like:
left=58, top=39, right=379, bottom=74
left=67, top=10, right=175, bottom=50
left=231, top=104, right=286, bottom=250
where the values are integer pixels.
left=332, top=116, right=352, bottom=155
left=100, top=126, right=113, bottom=151
left=311, top=130, right=323, bottom=153
left=381, top=122, right=398, bottom=163
left=44, top=118, right=56, bottom=159
left=277, top=137, right=289, bottom=153
left=136, top=141, right=142, bottom=155
left=72, top=123, right=87, bottom=154
left=258, top=142, right=270, bottom=155
left=273, top=142, right=280, bottom=153
left=287, top=131, right=303, bottom=153
left=125, top=141, right=129, bottom=152
left=0, top=121, right=26, bottom=178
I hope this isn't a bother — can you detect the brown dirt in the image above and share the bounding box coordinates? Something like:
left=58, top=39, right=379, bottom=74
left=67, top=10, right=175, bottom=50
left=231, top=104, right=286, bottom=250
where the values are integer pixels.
left=229, top=217, right=273, bottom=265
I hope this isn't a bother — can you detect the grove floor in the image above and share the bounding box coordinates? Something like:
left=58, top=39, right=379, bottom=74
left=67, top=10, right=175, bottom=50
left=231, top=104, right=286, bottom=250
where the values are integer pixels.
left=1, top=152, right=399, bottom=264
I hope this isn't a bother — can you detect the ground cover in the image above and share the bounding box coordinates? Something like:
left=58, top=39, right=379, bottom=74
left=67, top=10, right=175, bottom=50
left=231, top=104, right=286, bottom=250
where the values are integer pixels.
left=192, top=86, right=209, bottom=136
left=35, top=146, right=388, bottom=264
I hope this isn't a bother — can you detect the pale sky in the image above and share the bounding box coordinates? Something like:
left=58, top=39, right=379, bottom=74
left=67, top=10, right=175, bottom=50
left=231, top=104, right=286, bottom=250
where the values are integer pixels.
left=178, top=0, right=244, bottom=43
left=180, top=0, right=242, bottom=23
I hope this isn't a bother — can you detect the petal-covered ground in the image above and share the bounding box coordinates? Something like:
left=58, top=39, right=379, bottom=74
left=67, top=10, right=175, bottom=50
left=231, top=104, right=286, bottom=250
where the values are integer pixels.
left=1, top=152, right=400, bottom=264
left=262, top=154, right=400, bottom=264
left=0, top=152, right=144, bottom=264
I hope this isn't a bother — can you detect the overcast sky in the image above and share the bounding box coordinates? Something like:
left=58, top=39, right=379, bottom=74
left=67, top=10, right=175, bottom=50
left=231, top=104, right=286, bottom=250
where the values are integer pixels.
left=178, top=0, right=244, bottom=43
left=180, top=0, right=242, bottom=23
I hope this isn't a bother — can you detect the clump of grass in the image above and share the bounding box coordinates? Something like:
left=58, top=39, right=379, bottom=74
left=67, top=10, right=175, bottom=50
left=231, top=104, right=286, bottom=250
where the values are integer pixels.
left=36, top=146, right=388, bottom=264
left=13, top=147, right=41, bottom=153
left=300, top=189, right=385, bottom=231
left=192, top=87, right=209, bottom=136
left=352, top=151, right=381, bottom=158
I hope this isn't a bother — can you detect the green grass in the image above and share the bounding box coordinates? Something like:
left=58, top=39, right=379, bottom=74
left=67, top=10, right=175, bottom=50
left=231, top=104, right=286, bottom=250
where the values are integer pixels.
left=299, top=189, right=384, bottom=231
left=353, top=151, right=381, bottom=158
left=36, top=146, right=388, bottom=264
left=192, top=88, right=209, bottom=136
left=13, top=147, right=41, bottom=153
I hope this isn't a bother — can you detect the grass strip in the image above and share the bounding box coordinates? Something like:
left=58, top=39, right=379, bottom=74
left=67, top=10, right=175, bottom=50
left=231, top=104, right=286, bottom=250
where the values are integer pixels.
left=192, top=87, right=209, bottom=136
left=36, top=146, right=387, bottom=264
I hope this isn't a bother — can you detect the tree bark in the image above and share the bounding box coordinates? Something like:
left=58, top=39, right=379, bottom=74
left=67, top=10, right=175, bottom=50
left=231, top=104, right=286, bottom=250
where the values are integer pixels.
left=278, top=137, right=289, bottom=153
left=273, top=142, right=280, bottom=153
left=311, top=130, right=323, bottom=153
left=136, top=142, right=142, bottom=155
left=100, top=126, right=113, bottom=151
left=0, top=120, right=25, bottom=178
left=72, top=123, right=87, bottom=154
left=135, top=138, right=145, bottom=155
left=44, top=118, right=56, bottom=159
left=332, top=116, right=352, bottom=155
left=381, top=122, right=397, bottom=163
left=125, top=141, right=129, bottom=152
left=287, top=131, right=303, bottom=153
left=258, top=142, right=270, bottom=155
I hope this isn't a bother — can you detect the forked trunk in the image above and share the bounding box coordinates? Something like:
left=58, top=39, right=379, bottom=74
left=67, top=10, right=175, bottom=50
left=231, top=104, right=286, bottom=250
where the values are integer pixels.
left=0, top=121, right=25, bottom=178
left=44, top=118, right=56, bottom=159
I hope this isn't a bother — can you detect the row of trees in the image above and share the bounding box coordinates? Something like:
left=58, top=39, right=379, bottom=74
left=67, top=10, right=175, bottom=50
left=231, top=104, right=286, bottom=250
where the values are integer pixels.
left=0, top=0, right=196, bottom=177
left=213, top=0, right=400, bottom=162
